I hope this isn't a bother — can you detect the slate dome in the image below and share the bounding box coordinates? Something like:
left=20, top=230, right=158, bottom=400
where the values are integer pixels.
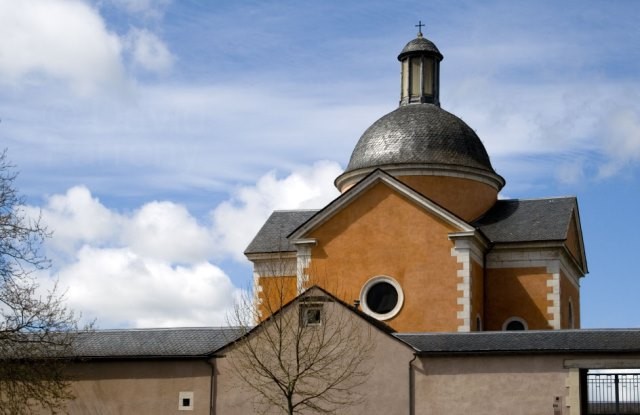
left=334, top=30, right=504, bottom=202
left=344, top=103, right=496, bottom=174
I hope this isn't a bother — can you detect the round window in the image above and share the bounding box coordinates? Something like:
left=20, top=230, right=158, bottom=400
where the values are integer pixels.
left=366, top=282, right=398, bottom=314
left=360, top=276, right=403, bottom=320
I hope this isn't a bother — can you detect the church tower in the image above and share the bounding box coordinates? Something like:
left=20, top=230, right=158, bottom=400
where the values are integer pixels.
left=246, top=27, right=587, bottom=332
left=335, top=28, right=504, bottom=222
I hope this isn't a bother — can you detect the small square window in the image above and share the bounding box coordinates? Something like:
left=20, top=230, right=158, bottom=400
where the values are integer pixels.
left=300, top=304, right=322, bottom=327
left=178, top=391, right=194, bottom=411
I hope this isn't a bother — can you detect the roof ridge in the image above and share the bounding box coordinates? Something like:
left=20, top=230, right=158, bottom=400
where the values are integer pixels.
left=272, top=209, right=321, bottom=213
left=497, top=196, right=576, bottom=202
left=89, top=327, right=239, bottom=333
left=396, top=328, right=640, bottom=336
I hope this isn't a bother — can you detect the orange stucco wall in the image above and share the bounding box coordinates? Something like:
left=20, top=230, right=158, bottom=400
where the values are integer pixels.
left=560, top=270, right=581, bottom=329
left=258, top=275, right=297, bottom=319
left=397, top=175, right=497, bottom=221
left=471, top=260, right=484, bottom=331
left=306, top=182, right=462, bottom=332
left=485, top=267, right=552, bottom=330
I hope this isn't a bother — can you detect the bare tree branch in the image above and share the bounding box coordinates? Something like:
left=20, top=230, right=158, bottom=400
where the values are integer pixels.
left=227, top=259, right=374, bottom=414
left=0, top=149, right=85, bottom=415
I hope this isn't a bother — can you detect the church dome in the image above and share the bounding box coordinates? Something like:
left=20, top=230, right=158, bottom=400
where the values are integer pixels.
left=334, top=27, right=504, bottom=220
left=344, top=103, right=496, bottom=174
left=398, top=36, right=442, bottom=61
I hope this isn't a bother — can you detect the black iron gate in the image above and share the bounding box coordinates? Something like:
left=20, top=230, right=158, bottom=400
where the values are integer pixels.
left=586, top=372, right=640, bottom=415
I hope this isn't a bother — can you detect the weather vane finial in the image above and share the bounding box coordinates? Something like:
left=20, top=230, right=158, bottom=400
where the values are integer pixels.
left=415, top=20, right=425, bottom=37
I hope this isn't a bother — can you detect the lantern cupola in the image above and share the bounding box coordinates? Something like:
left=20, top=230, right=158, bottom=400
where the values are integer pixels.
left=398, top=22, right=443, bottom=106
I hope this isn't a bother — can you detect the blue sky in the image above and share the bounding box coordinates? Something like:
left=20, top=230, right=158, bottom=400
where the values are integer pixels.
left=1, top=0, right=639, bottom=328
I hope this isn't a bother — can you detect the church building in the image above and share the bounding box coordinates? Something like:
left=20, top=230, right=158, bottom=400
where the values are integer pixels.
left=246, top=27, right=588, bottom=333
left=45, top=28, right=640, bottom=415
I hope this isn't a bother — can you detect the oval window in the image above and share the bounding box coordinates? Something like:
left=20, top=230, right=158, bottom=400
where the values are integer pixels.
left=360, top=276, right=404, bottom=320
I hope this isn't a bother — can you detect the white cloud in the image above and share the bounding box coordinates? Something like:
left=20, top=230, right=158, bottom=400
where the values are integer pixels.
left=28, top=162, right=341, bottom=327
left=125, top=28, right=174, bottom=73
left=210, top=161, right=342, bottom=260
left=599, top=108, right=640, bottom=178
left=0, top=0, right=125, bottom=94
left=57, top=246, right=241, bottom=328
left=124, top=201, right=213, bottom=263
left=26, top=186, right=120, bottom=255
left=443, top=77, right=640, bottom=188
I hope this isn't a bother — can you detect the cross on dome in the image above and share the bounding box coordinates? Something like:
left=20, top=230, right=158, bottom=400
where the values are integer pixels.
left=415, top=20, right=425, bottom=37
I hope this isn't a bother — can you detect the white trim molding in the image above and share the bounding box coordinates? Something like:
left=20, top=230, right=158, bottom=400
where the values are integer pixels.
left=486, top=245, right=584, bottom=330
left=294, top=239, right=316, bottom=294
left=449, top=231, right=488, bottom=332
left=546, top=263, right=561, bottom=330
left=359, top=276, right=404, bottom=321
left=334, top=163, right=506, bottom=193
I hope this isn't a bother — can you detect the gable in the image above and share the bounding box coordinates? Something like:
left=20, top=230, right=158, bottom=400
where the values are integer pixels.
left=474, top=197, right=587, bottom=274
left=289, top=169, right=473, bottom=242
left=564, top=210, right=588, bottom=273
left=307, top=181, right=461, bottom=249
left=301, top=181, right=473, bottom=332
left=245, top=210, right=318, bottom=255
left=214, top=286, right=411, bottom=355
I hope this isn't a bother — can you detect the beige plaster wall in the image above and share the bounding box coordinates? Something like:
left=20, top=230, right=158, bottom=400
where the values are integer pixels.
left=415, top=355, right=570, bottom=415
left=59, top=360, right=213, bottom=415
left=214, top=300, right=415, bottom=415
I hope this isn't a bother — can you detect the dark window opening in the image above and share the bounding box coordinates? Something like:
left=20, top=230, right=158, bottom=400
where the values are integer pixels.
left=505, top=320, right=526, bottom=331
left=366, top=282, right=398, bottom=314
left=182, top=398, right=191, bottom=407
left=300, top=305, right=322, bottom=326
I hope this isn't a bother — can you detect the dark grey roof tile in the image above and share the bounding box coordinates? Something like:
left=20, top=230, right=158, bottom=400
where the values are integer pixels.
left=245, top=210, right=318, bottom=254
left=344, top=104, right=499, bottom=176
left=396, top=329, right=640, bottom=354
left=474, top=197, right=576, bottom=243
left=71, top=327, right=243, bottom=358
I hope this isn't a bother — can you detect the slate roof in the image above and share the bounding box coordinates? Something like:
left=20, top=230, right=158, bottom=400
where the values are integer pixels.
left=71, top=327, right=243, bottom=359
left=395, top=329, right=640, bottom=355
left=245, top=196, right=576, bottom=256
left=245, top=210, right=319, bottom=254
left=343, top=104, right=499, bottom=177
left=474, top=197, right=576, bottom=243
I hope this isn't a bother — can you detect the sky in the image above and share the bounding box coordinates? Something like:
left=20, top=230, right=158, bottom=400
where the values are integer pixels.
left=1, top=0, right=639, bottom=329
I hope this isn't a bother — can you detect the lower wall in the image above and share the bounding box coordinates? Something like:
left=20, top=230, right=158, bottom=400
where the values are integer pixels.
left=48, top=351, right=640, bottom=414
left=415, top=355, right=569, bottom=415
left=60, top=360, right=213, bottom=415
